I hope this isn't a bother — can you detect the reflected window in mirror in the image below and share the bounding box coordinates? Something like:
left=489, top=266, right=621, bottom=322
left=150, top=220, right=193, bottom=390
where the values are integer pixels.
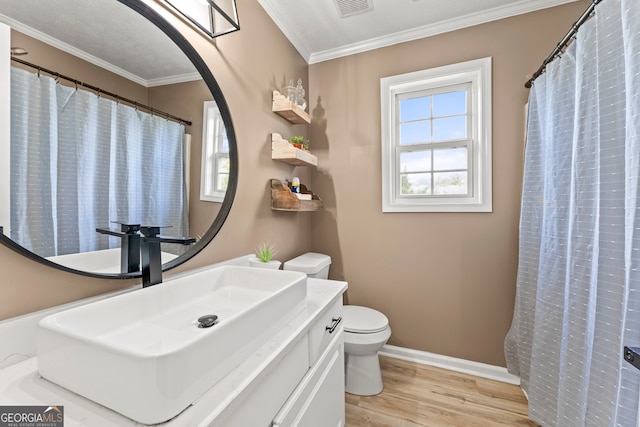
left=200, top=101, right=229, bottom=203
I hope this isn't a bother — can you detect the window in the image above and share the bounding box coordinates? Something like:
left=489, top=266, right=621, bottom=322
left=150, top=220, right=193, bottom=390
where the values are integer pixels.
left=381, top=57, right=492, bottom=212
left=200, top=101, right=229, bottom=203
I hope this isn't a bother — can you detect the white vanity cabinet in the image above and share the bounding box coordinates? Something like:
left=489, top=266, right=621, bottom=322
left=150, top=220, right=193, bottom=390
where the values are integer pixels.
left=272, top=299, right=345, bottom=427
left=272, top=330, right=344, bottom=427
left=218, top=295, right=345, bottom=427
left=0, top=263, right=348, bottom=427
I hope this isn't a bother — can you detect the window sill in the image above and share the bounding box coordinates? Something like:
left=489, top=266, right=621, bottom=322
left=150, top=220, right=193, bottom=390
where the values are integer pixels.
left=382, top=198, right=492, bottom=213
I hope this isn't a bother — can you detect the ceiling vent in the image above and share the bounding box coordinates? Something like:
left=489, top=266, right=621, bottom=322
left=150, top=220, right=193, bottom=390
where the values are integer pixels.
left=334, top=0, right=374, bottom=18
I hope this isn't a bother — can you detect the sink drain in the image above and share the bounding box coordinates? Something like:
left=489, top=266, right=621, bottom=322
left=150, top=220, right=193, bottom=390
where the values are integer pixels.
left=197, top=314, right=218, bottom=328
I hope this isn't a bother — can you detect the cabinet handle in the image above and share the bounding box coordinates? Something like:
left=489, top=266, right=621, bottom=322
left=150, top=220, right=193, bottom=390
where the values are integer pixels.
left=325, top=317, right=342, bottom=334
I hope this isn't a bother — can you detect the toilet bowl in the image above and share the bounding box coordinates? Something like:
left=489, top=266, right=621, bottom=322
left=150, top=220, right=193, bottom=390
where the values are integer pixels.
left=343, top=305, right=391, bottom=395
left=283, top=252, right=391, bottom=396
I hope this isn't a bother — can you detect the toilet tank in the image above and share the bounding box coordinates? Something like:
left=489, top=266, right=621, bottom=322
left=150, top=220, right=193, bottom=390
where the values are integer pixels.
left=283, top=252, right=331, bottom=279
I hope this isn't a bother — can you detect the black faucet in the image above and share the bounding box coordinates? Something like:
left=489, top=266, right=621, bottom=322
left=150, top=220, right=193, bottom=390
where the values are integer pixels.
left=139, top=226, right=196, bottom=287
left=96, top=222, right=142, bottom=274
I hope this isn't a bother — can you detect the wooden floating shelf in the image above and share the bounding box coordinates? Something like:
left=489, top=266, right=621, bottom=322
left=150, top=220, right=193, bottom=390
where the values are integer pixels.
left=272, top=90, right=310, bottom=124
left=271, top=133, right=317, bottom=167
left=271, top=179, right=323, bottom=211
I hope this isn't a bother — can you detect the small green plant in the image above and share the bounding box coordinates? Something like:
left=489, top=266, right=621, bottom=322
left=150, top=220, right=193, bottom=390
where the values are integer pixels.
left=288, top=136, right=309, bottom=150
left=289, top=136, right=304, bottom=145
left=257, top=243, right=276, bottom=263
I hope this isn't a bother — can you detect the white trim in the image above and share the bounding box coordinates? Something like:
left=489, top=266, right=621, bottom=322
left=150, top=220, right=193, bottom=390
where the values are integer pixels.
left=184, top=134, right=192, bottom=206
left=255, top=0, right=312, bottom=62
left=0, top=23, right=9, bottom=236
left=0, top=14, right=200, bottom=87
left=381, top=57, right=492, bottom=213
left=200, top=101, right=228, bottom=203
left=308, top=0, right=578, bottom=64
left=146, top=72, right=203, bottom=87
left=379, top=344, right=520, bottom=385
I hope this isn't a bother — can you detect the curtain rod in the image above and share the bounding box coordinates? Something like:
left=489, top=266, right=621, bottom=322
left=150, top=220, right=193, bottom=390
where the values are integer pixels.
left=524, top=0, right=602, bottom=89
left=11, top=57, right=192, bottom=126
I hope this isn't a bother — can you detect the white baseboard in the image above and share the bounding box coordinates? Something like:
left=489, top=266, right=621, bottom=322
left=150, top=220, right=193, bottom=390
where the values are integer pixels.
left=379, top=344, right=520, bottom=385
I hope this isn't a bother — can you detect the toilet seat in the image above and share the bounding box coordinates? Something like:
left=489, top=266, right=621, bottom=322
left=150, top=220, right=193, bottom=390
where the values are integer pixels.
left=344, top=306, right=389, bottom=334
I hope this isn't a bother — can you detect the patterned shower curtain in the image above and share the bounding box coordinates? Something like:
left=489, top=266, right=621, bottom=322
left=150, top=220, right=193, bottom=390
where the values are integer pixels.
left=10, top=67, right=188, bottom=257
left=504, top=0, right=640, bottom=425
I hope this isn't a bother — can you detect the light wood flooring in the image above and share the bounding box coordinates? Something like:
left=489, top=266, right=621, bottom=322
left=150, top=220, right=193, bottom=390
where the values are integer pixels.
left=345, top=356, right=539, bottom=427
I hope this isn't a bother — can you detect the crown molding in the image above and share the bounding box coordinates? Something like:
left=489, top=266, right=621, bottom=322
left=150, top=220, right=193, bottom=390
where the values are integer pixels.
left=0, top=13, right=200, bottom=87
left=146, top=72, right=202, bottom=87
left=255, top=0, right=312, bottom=63
left=308, top=0, right=578, bottom=64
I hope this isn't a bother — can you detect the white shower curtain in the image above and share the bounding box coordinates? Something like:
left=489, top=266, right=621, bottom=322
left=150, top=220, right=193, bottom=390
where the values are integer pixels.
left=10, top=67, right=188, bottom=257
left=504, top=1, right=640, bottom=426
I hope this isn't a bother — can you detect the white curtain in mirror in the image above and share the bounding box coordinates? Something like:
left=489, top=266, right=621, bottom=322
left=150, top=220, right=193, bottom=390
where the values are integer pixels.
left=10, top=67, right=188, bottom=257
left=505, top=0, right=640, bottom=425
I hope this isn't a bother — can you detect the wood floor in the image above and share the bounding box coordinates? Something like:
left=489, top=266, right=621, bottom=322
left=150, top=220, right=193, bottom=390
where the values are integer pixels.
left=345, top=356, right=540, bottom=427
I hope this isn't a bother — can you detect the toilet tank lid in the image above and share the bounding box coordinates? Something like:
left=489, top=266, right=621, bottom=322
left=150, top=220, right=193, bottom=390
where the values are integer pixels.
left=343, top=305, right=389, bottom=333
left=283, top=252, right=331, bottom=274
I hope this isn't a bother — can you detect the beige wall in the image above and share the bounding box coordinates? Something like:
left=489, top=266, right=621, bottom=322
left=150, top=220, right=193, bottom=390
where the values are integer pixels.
left=308, top=1, right=589, bottom=366
left=155, top=0, right=312, bottom=270
left=0, top=0, right=310, bottom=320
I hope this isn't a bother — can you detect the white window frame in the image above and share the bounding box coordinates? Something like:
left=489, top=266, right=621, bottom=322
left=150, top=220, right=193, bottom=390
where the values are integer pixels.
left=381, top=57, right=492, bottom=212
left=0, top=24, right=10, bottom=234
left=200, top=101, right=229, bottom=203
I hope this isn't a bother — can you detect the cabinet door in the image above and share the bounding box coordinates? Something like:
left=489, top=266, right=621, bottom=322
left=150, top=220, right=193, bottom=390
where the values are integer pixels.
left=214, top=335, right=310, bottom=427
left=294, top=345, right=345, bottom=427
left=273, top=333, right=345, bottom=427
left=308, top=299, right=342, bottom=365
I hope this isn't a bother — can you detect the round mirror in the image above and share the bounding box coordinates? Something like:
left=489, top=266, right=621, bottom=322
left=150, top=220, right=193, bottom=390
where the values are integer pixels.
left=0, top=0, right=238, bottom=279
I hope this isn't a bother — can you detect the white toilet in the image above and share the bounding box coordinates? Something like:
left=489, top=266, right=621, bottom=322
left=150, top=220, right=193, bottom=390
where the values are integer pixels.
left=283, top=252, right=391, bottom=396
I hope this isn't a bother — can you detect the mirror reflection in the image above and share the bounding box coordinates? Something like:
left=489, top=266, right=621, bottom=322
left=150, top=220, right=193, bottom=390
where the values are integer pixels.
left=0, top=0, right=229, bottom=275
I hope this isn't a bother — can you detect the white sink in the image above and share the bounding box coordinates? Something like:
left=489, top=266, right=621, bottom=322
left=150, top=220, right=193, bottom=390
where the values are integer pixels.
left=36, top=265, right=307, bottom=424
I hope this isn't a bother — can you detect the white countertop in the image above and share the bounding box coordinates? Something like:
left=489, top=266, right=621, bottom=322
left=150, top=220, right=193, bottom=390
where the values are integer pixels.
left=0, top=274, right=346, bottom=426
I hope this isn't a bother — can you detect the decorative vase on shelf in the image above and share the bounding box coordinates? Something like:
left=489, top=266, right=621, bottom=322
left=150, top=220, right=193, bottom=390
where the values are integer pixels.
left=295, top=78, right=307, bottom=111
left=283, top=80, right=296, bottom=102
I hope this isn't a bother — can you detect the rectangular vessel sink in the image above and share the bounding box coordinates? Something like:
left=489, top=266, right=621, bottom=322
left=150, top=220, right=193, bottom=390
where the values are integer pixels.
left=37, top=265, right=307, bottom=424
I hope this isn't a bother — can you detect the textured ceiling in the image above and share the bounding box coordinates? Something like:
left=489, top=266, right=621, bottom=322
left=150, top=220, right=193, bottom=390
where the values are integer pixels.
left=0, top=0, right=198, bottom=86
left=0, top=0, right=580, bottom=82
left=257, top=0, right=580, bottom=63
